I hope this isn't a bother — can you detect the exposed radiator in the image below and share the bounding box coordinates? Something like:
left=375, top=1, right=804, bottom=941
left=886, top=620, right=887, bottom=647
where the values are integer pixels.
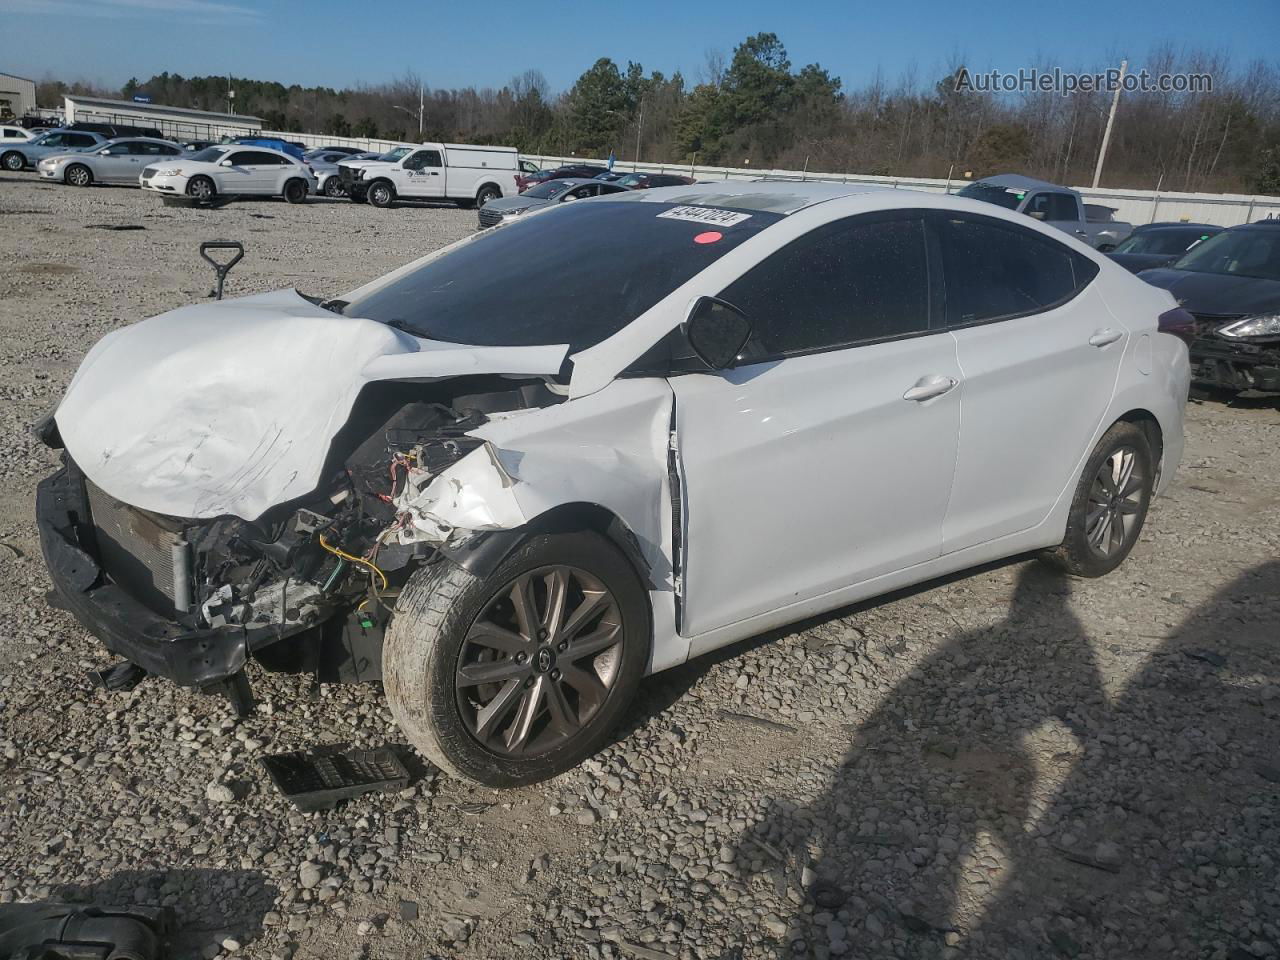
left=86, top=480, right=190, bottom=614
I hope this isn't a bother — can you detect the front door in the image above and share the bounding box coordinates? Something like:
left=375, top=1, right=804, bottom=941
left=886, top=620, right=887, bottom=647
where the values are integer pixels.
left=671, top=213, right=962, bottom=638
left=397, top=149, right=444, bottom=199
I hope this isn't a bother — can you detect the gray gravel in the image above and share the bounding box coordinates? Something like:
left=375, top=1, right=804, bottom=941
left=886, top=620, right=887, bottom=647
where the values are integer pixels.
left=1, top=173, right=1278, bottom=960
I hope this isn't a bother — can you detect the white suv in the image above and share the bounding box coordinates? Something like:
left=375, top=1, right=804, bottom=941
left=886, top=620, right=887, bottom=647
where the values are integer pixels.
left=140, top=144, right=315, bottom=203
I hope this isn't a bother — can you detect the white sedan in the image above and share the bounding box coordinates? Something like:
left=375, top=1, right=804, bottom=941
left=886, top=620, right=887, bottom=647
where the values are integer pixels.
left=139, top=143, right=315, bottom=203
left=37, top=181, right=1190, bottom=787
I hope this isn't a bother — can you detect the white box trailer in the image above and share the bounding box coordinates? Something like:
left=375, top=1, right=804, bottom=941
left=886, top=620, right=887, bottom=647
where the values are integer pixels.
left=341, top=142, right=520, bottom=208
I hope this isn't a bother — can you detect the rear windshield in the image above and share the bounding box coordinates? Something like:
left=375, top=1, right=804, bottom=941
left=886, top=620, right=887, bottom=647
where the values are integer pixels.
left=524, top=180, right=574, bottom=200
left=1114, top=228, right=1214, bottom=256
left=345, top=200, right=782, bottom=352
left=957, top=182, right=1025, bottom=210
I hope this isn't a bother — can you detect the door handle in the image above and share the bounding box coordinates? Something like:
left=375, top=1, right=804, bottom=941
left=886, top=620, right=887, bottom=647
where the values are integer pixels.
left=903, top=376, right=958, bottom=402
left=1088, top=329, right=1123, bottom=347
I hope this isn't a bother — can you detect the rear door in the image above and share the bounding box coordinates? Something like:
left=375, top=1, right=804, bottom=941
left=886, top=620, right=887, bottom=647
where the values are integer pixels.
left=673, top=212, right=963, bottom=640
left=934, top=212, right=1121, bottom=553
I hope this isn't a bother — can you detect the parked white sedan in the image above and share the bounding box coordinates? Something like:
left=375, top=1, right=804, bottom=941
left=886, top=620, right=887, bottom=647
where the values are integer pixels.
left=37, top=181, right=1190, bottom=787
left=139, top=144, right=315, bottom=203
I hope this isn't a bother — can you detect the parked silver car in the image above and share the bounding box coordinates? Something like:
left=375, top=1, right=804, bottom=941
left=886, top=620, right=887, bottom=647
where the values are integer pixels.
left=1, top=128, right=107, bottom=171
left=311, top=150, right=379, bottom=198
left=477, top=177, right=629, bottom=228
left=37, top=137, right=184, bottom=187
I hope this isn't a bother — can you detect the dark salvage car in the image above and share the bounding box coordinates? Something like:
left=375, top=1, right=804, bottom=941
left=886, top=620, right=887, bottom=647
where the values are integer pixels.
left=1139, top=220, right=1280, bottom=394
left=37, top=181, right=1189, bottom=787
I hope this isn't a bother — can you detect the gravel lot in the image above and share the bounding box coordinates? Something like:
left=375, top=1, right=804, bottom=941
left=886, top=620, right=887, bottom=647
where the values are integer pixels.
left=1, top=173, right=1278, bottom=960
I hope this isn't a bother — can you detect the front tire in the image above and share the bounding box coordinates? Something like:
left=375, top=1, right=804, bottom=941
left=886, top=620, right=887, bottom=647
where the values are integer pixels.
left=476, top=184, right=501, bottom=207
left=384, top=531, right=651, bottom=787
left=323, top=177, right=346, bottom=198
left=368, top=181, right=395, bottom=208
left=1, top=151, right=24, bottom=172
left=65, top=163, right=92, bottom=187
left=283, top=178, right=308, bottom=204
left=186, top=176, right=216, bottom=201
left=1040, top=421, right=1154, bottom=577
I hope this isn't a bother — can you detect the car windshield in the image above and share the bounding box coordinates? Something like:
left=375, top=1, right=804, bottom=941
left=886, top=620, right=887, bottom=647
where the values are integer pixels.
left=344, top=200, right=783, bottom=352
left=956, top=183, right=1025, bottom=210
left=1172, top=229, right=1280, bottom=282
left=1114, top=228, right=1214, bottom=256
left=524, top=180, right=574, bottom=200
left=378, top=147, right=411, bottom=162
left=188, top=146, right=229, bottom=163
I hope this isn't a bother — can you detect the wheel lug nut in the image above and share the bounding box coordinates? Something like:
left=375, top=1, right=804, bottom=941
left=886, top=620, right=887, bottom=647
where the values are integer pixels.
left=515, top=652, right=527, bottom=664
left=550, top=669, right=561, bottom=680
left=557, top=642, right=567, bottom=652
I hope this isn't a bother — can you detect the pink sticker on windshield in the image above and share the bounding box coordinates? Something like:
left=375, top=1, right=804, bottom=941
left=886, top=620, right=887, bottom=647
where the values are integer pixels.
left=693, top=231, right=723, bottom=244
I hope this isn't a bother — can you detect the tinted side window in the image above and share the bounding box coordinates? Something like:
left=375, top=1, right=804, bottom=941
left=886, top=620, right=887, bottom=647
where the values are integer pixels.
left=719, top=216, right=931, bottom=359
left=225, top=151, right=252, bottom=165
left=67, top=134, right=97, bottom=147
left=1026, top=192, right=1077, bottom=221
left=403, top=150, right=433, bottom=171
left=939, top=215, right=1098, bottom=326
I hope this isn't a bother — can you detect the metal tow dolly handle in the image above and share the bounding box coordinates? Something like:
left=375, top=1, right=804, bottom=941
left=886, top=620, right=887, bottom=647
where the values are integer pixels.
left=200, top=240, right=244, bottom=300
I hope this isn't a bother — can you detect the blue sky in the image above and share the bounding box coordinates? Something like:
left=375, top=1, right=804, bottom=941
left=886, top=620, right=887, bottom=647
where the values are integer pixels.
left=2, top=0, right=1276, bottom=95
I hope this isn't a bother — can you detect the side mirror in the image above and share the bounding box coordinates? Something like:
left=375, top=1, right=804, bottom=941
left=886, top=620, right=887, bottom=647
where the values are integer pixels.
left=684, top=297, right=752, bottom=370
left=99, top=148, right=113, bottom=155
left=219, top=158, right=234, bottom=167
left=1027, top=210, right=1046, bottom=221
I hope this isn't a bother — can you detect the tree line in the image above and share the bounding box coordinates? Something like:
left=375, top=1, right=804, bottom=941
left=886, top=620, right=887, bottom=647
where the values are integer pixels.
left=35, top=34, right=1280, bottom=194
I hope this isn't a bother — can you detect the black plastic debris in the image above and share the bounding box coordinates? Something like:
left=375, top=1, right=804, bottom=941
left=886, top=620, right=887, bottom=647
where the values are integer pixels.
left=85, top=223, right=147, bottom=231
left=398, top=900, right=419, bottom=922
left=0, top=903, right=173, bottom=959
left=261, top=745, right=409, bottom=812
left=87, top=659, right=148, bottom=692
left=807, top=880, right=847, bottom=910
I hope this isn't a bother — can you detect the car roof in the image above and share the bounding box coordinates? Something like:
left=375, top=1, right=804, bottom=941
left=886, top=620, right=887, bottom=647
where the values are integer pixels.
left=102, top=136, right=177, bottom=145
left=970, top=173, right=1070, bottom=192
left=600, top=178, right=889, bottom=215
left=540, top=177, right=607, bottom=187
left=1137, top=222, right=1221, bottom=231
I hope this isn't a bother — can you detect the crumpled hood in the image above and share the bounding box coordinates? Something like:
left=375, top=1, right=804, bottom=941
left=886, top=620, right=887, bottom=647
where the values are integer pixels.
left=1138, top=268, right=1280, bottom=316
left=56, top=289, right=568, bottom=520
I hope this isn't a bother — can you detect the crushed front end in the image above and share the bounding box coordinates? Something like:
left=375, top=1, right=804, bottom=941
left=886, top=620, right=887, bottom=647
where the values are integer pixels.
left=1188, top=313, right=1280, bottom=393
left=36, top=378, right=557, bottom=713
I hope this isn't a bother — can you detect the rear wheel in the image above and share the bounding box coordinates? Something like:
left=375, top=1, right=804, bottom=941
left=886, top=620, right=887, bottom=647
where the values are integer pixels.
left=65, top=163, right=92, bottom=187
left=186, top=176, right=216, bottom=201
left=368, top=181, right=395, bottom=208
left=1, top=151, right=24, bottom=172
left=476, top=184, right=502, bottom=207
left=1040, top=421, right=1154, bottom=577
left=283, top=178, right=308, bottom=204
left=384, top=531, right=651, bottom=787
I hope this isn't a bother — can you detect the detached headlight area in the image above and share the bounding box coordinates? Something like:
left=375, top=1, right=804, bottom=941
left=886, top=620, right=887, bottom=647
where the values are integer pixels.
left=1219, top=314, right=1280, bottom=339
left=152, top=168, right=185, bottom=177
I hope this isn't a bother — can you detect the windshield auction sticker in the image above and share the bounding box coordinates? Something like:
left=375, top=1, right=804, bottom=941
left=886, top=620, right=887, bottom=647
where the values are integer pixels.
left=657, top=205, right=752, bottom=227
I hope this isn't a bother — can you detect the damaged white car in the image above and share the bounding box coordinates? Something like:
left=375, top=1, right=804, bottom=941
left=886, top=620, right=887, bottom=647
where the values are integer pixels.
left=37, top=181, right=1191, bottom=787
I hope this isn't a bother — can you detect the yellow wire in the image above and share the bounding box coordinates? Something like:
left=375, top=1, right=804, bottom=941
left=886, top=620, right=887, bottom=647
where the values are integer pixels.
left=318, top=534, right=388, bottom=592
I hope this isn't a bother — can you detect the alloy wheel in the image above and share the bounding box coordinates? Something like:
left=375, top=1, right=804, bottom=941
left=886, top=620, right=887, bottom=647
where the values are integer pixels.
left=1085, top=446, right=1145, bottom=557
left=68, top=166, right=89, bottom=186
left=455, top=565, right=624, bottom=758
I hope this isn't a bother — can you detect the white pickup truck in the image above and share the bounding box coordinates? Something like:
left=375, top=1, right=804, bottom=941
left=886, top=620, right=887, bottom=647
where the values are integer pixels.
left=957, top=174, right=1133, bottom=251
left=340, top=142, right=520, bottom=209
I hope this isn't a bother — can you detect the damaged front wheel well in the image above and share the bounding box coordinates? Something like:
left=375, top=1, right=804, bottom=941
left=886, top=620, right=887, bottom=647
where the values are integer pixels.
left=435, top=502, right=655, bottom=591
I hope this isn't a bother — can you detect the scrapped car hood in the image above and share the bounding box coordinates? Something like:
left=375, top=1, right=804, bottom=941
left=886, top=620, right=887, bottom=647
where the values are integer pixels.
left=56, top=288, right=568, bottom=520
left=1138, top=269, right=1280, bottom=316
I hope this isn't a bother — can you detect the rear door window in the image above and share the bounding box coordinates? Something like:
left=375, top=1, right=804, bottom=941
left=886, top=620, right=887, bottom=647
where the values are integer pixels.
left=937, top=214, right=1098, bottom=326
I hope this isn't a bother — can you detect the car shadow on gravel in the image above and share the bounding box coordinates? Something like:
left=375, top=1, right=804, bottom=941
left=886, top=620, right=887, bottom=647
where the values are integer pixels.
left=735, top=559, right=1280, bottom=959
left=14, top=868, right=280, bottom=957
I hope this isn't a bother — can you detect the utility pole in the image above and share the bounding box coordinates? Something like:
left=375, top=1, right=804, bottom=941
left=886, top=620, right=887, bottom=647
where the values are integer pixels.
left=226, top=73, right=234, bottom=116
left=418, top=81, right=424, bottom=137
left=634, top=98, right=644, bottom=171
left=1092, top=58, right=1126, bottom=188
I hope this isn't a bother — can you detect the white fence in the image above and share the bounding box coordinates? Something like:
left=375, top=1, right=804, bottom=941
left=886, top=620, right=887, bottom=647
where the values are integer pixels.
left=249, top=130, right=1280, bottom=227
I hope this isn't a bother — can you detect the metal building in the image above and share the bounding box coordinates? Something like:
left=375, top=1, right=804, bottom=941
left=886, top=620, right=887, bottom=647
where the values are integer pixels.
left=62, top=95, right=263, bottom=141
left=0, top=72, right=37, bottom=121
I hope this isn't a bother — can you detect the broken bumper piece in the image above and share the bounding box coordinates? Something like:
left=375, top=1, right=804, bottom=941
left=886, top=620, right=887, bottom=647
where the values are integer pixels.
left=37, top=466, right=281, bottom=689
